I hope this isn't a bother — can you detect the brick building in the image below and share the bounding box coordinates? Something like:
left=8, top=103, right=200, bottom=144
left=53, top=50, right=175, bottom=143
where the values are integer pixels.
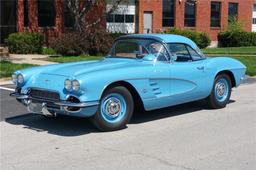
left=1, top=0, right=256, bottom=44
left=136, top=0, right=256, bottom=41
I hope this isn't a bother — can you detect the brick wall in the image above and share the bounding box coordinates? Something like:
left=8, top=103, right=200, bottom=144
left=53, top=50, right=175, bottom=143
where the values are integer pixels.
left=138, top=0, right=163, bottom=33
left=16, top=0, right=256, bottom=43
left=197, top=0, right=255, bottom=40
left=138, top=0, right=255, bottom=41
left=17, top=0, right=105, bottom=44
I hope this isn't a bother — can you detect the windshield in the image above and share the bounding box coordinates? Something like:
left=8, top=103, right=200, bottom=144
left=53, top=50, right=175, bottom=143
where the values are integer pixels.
left=195, top=47, right=205, bottom=58
left=109, top=39, right=170, bottom=61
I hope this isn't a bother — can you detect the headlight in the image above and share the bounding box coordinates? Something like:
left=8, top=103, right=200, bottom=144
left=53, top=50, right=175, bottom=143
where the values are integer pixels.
left=12, top=74, right=17, bottom=84
left=72, top=80, right=80, bottom=91
left=17, top=74, right=24, bottom=84
left=64, top=79, right=72, bottom=90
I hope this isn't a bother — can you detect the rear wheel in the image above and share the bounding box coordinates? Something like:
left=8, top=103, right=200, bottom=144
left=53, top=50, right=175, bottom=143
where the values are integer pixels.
left=205, top=74, right=231, bottom=109
left=91, top=86, right=134, bottom=131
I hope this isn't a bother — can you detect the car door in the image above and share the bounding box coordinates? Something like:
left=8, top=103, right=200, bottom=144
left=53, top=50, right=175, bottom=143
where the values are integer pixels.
left=168, top=43, right=207, bottom=105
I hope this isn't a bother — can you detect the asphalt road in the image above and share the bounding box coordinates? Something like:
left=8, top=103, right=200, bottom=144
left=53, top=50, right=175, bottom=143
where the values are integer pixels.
left=0, top=85, right=28, bottom=121
left=0, top=81, right=256, bottom=170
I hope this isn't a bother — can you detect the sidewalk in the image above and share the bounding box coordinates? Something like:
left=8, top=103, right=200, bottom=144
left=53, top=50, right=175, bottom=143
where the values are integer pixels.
left=8, top=54, right=57, bottom=65
left=0, top=79, right=12, bottom=85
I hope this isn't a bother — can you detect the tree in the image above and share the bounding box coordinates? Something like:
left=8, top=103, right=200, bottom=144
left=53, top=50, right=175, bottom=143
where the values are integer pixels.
left=65, top=0, right=127, bottom=32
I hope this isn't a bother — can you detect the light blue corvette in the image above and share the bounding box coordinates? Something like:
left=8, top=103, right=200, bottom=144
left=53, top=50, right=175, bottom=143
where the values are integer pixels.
left=11, top=34, right=246, bottom=131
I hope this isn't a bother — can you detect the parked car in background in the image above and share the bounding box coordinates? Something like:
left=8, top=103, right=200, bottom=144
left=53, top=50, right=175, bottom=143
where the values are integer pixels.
left=10, top=34, right=246, bottom=131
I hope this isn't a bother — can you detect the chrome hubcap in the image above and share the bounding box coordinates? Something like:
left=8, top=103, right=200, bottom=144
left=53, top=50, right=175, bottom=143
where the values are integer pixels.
left=101, top=93, right=127, bottom=123
left=105, top=98, right=121, bottom=117
left=215, top=78, right=229, bottom=102
left=216, top=83, right=226, bottom=96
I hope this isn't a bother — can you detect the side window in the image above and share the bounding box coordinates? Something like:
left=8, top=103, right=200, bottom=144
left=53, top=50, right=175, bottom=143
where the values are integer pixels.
left=115, top=41, right=139, bottom=58
left=147, top=42, right=170, bottom=62
left=113, top=41, right=148, bottom=58
left=168, top=44, right=191, bottom=62
left=186, top=45, right=202, bottom=60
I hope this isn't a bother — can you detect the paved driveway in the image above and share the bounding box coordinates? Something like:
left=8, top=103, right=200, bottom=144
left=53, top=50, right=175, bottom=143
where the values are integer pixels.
left=0, top=83, right=256, bottom=170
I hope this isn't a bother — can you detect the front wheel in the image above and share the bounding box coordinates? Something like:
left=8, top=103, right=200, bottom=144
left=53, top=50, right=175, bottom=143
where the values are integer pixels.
left=205, top=74, right=232, bottom=109
left=91, top=86, right=134, bottom=131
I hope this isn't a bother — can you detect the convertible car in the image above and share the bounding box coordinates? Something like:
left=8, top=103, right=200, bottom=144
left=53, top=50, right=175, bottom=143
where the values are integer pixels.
left=10, top=34, right=246, bottom=131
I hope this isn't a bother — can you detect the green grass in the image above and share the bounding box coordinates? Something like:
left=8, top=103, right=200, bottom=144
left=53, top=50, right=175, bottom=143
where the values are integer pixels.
left=203, top=46, right=256, bottom=55
left=46, top=55, right=102, bottom=63
left=0, top=60, right=37, bottom=78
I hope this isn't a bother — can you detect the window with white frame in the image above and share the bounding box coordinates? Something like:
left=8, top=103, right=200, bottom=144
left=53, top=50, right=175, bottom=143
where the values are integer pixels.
left=106, top=0, right=136, bottom=33
left=107, top=14, right=134, bottom=23
left=252, top=4, right=256, bottom=31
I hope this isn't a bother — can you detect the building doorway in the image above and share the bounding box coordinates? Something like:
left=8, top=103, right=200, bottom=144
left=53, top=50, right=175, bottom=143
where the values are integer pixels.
left=0, top=0, right=17, bottom=44
left=143, top=12, right=152, bottom=33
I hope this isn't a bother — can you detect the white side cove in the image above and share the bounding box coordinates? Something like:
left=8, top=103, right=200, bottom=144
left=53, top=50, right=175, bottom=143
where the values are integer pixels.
left=106, top=0, right=136, bottom=33
left=252, top=4, right=256, bottom=32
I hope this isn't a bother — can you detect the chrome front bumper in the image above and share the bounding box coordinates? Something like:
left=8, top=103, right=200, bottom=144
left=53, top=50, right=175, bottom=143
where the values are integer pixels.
left=10, top=92, right=99, bottom=108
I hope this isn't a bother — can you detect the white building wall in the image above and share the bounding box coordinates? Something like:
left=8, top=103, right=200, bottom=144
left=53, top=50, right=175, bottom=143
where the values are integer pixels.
left=252, top=4, right=256, bottom=32
left=106, top=0, right=136, bottom=33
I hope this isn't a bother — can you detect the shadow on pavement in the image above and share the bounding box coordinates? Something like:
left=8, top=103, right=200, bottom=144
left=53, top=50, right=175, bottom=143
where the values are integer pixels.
left=5, top=100, right=236, bottom=137
left=131, top=100, right=205, bottom=124
left=131, top=99, right=234, bottom=124
left=6, top=114, right=98, bottom=136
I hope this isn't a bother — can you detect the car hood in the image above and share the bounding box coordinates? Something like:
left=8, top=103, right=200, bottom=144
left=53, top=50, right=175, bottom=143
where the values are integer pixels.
left=40, top=58, right=145, bottom=77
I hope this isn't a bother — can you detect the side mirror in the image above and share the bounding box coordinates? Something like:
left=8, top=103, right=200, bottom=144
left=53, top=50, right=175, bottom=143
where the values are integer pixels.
left=143, top=54, right=155, bottom=61
left=171, top=53, right=177, bottom=62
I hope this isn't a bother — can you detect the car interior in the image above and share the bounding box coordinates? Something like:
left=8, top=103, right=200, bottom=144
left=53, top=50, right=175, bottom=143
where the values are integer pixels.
left=168, top=43, right=203, bottom=62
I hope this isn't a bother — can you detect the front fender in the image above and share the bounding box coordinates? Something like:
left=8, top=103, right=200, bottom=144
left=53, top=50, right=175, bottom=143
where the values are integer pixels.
left=204, top=57, right=246, bottom=94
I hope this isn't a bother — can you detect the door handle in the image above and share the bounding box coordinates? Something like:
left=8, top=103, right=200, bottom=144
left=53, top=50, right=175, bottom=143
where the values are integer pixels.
left=196, top=66, right=204, bottom=70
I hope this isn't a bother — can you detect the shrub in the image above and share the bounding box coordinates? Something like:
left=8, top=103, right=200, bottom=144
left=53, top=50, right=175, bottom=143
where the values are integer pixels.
left=218, top=18, right=256, bottom=47
left=85, top=29, right=114, bottom=55
left=51, top=30, right=113, bottom=56
left=218, top=31, right=256, bottom=47
left=164, top=28, right=211, bottom=49
left=50, top=32, right=89, bottom=56
left=226, top=16, right=244, bottom=32
left=6, top=32, right=44, bottom=54
left=41, top=47, right=57, bottom=55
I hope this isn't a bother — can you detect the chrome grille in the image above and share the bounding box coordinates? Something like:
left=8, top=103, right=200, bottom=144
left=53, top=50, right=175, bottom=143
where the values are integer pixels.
left=29, top=88, right=60, bottom=101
